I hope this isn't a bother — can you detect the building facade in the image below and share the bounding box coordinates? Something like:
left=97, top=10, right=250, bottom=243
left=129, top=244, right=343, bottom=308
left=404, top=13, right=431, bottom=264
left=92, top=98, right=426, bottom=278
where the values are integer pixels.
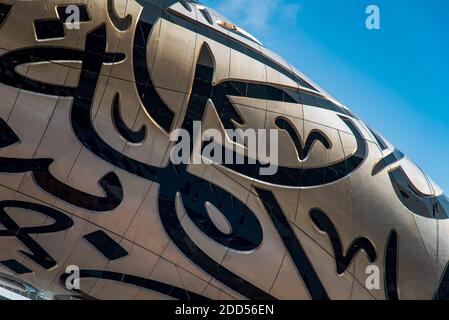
left=0, top=0, right=448, bottom=300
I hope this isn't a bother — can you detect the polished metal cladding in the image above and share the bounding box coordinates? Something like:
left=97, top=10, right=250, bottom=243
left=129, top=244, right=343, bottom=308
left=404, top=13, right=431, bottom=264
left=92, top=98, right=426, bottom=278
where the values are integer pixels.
left=0, top=0, right=447, bottom=300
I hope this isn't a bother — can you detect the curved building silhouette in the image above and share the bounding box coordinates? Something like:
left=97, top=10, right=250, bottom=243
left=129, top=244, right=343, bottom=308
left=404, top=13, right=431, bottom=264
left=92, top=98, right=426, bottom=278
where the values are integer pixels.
left=0, top=0, right=447, bottom=300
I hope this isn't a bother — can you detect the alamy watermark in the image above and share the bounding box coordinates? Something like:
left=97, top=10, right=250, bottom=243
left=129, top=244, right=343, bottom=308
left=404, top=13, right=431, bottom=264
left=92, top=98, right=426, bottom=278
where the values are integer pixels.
left=64, top=5, right=81, bottom=30
left=65, top=265, right=80, bottom=290
left=365, top=264, right=380, bottom=290
left=170, top=121, right=279, bottom=176
left=366, top=5, right=381, bottom=30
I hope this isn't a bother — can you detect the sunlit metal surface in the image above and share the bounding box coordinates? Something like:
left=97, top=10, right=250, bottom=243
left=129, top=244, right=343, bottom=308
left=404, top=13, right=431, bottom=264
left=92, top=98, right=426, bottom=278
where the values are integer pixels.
left=0, top=0, right=447, bottom=300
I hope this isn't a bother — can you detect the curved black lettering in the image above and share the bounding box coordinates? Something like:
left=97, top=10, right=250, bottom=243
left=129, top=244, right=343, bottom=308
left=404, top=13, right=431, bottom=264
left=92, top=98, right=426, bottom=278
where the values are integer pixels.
left=0, top=201, right=73, bottom=269
left=157, top=44, right=272, bottom=300
left=385, top=230, right=399, bottom=300
left=112, top=92, right=146, bottom=144
left=372, top=149, right=404, bottom=176
left=0, top=4, right=12, bottom=29
left=275, top=117, right=331, bottom=161
left=71, top=24, right=159, bottom=180
left=389, top=167, right=448, bottom=220
left=60, top=269, right=208, bottom=300
left=0, top=18, right=370, bottom=300
left=217, top=116, right=367, bottom=187
left=0, top=118, right=20, bottom=148
left=0, top=156, right=123, bottom=212
left=107, top=0, right=132, bottom=31
left=158, top=184, right=274, bottom=300
left=133, top=21, right=175, bottom=133
left=257, top=188, right=329, bottom=300
left=33, top=169, right=123, bottom=212
left=310, top=209, right=377, bottom=275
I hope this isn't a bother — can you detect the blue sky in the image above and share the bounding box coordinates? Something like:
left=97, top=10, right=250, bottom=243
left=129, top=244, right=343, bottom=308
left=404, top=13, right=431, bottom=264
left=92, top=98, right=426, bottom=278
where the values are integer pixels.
left=202, top=0, right=449, bottom=193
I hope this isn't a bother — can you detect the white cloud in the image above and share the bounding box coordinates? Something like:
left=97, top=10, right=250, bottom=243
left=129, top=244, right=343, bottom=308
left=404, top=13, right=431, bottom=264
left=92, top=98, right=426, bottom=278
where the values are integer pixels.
left=282, top=3, right=302, bottom=25
left=216, top=0, right=301, bottom=32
